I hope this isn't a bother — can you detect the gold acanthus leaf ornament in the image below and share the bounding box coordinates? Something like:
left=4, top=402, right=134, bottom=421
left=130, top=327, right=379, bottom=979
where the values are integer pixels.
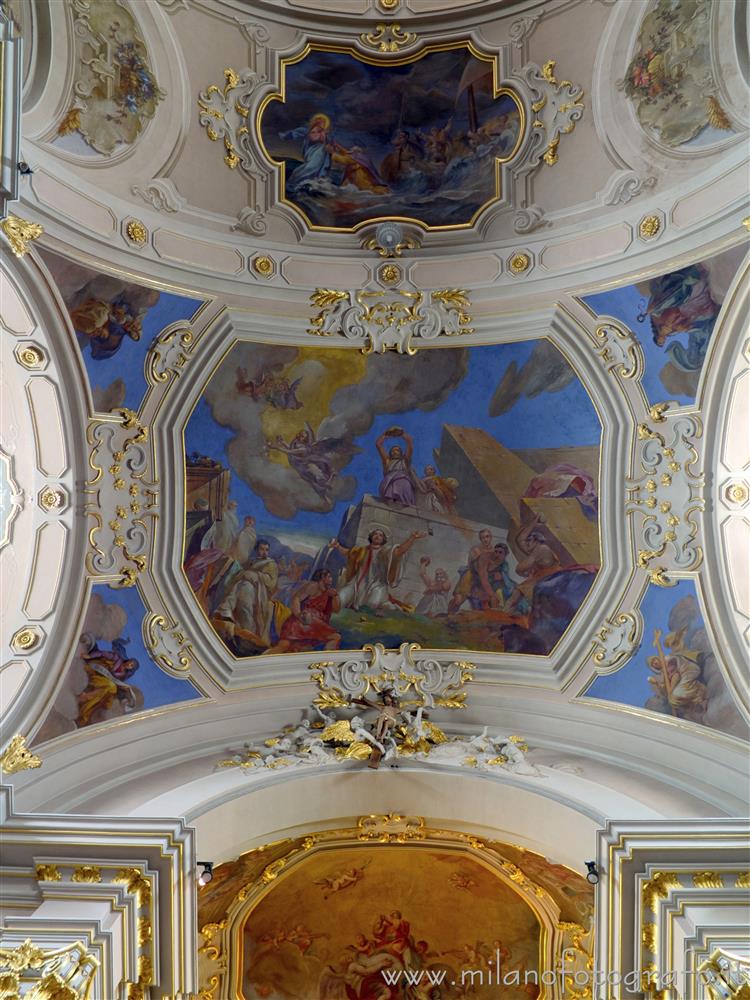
left=113, top=867, right=152, bottom=906
left=361, top=23, right=417, bottom=54
left=71, top=865, right=102, bottom=884
left=642, top=871, right=682, bottom=911
left=35, top=864, right=63, bottom=882
left=0, top=214, right=44, bottom=256
left=0, top=735, right=42, bottom=775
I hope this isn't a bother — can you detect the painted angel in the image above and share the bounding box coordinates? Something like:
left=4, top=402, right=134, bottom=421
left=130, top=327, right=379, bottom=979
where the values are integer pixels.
left=267, top=375, right=303, bottom=410
left=235, top=365, right=273, bottom=399
left=314, top=860, right=371, bottom=898
left=265, top=422, right=345, bottom=504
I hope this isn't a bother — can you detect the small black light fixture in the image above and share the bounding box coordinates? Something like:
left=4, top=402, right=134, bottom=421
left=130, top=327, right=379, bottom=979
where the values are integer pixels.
left=585, top=860, right=599, bottom=885
left=17, top=161, right=34, bottom=176
left=197, top=861, right=214, bottom=886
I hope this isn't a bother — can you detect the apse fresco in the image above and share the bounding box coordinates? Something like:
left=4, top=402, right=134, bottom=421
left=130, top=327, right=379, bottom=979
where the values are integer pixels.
left=584, top=580, right=748, bottom=741
left=582, top=244, right=747, bottom=404
left=623, top=0, right=736, bottom=149
left=238, top=847, right=541, bottom=1000
left=183, top=341, right=601, bottom=658
left=259, top=46, right=522, bottom=229
left=33, top=584, right=199, bottom=744
left=38, top=249, right=202, bottom=411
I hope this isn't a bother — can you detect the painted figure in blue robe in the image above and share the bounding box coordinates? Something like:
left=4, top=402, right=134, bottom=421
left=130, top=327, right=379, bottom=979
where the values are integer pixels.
left=642, top=264, right=721, bottom=372
left=70, top=295, right=143, bottom=360
left=280, top=113, right=332, bottom=190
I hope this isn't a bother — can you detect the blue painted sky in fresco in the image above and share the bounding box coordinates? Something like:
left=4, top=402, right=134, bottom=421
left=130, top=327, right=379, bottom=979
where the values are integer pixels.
left=83, top=292, right=201, bottom=411
left=185, top=341, right=601, bottom=542
left=585, top=579, right=699, bottom=710
left=94, top=583, right=199, bottom=711
left=581, top=284, right=687, bottom=405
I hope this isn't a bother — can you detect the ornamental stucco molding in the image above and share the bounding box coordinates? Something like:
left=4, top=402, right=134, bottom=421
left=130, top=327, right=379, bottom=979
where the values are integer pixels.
left=512, top=60, right=585, bottom=173
left=1, top=256, right=90, bottom=742
left=627, top=407, right=704, bottom=586
left=197, top=68, right=268, bottom=178
left=591, top=611, right=643, bottom=673
left=85, top=408, right=156, bottom=588
left=145, top=319, right=195, bottom=385
left=513, top=204, right=548, bottom=234
left=307, top=287, right=473, bottom=354
left=131, top=179, right=186, bottom=214
left=592, top=317, right=644, bottom=380
left=598, top=820, right=750, bottom=1000
left=509, top=15, right=540, bottom=49
left=597, top=169, right=657, bottom=207
left=308, top=643, right=474, bottom=709
left=143, top=613, right=197, bottom=675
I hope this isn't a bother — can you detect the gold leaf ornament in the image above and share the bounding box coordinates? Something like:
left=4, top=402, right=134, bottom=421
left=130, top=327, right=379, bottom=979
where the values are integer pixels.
left=0, top=215, right=44, bottom=257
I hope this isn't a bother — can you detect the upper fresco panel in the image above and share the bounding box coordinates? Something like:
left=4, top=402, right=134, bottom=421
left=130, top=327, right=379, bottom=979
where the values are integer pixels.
left=257, top=42, right=524, bottom=231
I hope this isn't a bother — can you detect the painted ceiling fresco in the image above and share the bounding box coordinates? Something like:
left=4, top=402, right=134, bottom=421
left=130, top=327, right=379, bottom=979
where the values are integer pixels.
left=184, top=342, right=601, bottom=659
left=29, top=252, right=204, bottom=744
left=582, top=244, right=746, bottom=405
left=243, top=847, right=540, bottom=1000
left=53, top=0, right=164, bottom=156
left=34, top=583, right=200, bottom=744
left=585, top=580, right=748, bottom=742
left=259, top=45, right=522, bottom=229
left=38, top=249, right=202, bottom=411
left=623, top=0, right=736, bottom=149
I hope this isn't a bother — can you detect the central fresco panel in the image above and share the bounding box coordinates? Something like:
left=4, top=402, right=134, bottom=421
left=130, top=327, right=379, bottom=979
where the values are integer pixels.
left=183, top=341, right=601, bottom=659
left=258, top=43, right=523, bottom=230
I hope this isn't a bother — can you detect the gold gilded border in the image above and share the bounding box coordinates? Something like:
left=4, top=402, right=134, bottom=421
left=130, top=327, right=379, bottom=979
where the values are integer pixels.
left=255, top=39, right=526, bottom=234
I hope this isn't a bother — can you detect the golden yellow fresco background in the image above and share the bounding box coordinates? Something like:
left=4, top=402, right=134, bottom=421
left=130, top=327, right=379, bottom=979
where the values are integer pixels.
left=237, top=845, right=542, bottom=999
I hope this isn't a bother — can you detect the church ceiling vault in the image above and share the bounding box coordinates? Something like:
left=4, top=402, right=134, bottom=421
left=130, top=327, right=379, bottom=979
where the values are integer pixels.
left=1, top=0, right=748, bottom=816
